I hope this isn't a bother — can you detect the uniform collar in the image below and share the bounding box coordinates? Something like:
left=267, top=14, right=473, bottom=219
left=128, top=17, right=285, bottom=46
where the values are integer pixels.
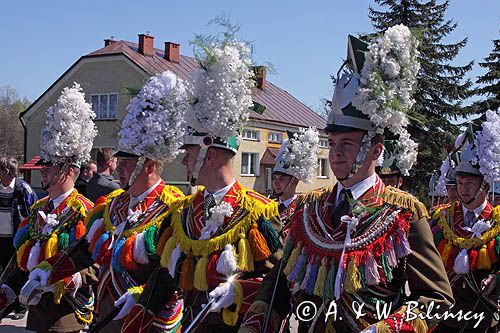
left=336, top=173, right=377, bottom=203
left=204, top=178, right=236, bottom=204
left=461, top=199, right=487, bottom=220
left=280, top=195, right=297, bottom=208
left=129, top=178, right=162, bottom=211
left=51, top=188, right=74, bottom=210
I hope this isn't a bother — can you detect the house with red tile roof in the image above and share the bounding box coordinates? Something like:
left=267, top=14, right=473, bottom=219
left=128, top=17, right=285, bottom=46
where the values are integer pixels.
left=20, top=34, right=332, bottom=194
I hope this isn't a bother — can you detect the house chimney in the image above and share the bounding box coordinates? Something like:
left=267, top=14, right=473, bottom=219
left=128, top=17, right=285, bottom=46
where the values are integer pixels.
left=104, top=36, right=116, bottom=47
left=138, top=33, right=154, bottom=56
left=252, top=66, right=267, bottom=91
left=164, top=42, right=180, bottom=63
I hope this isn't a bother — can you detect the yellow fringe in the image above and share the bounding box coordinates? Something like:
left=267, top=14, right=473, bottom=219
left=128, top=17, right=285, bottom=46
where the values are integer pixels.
left=74, top=310, right=93, bottom=324
left=325, top=315, right=336, bottom=333
left=297, top=186, right=334, bottom=206
left=381, top=186, right=429, bottom=220
left=477, top=244, right=492, bottom=270
left=438, top=204, right=500, bottom=249
left=160, top=236, right=177, bottom=268
left=53, top=281, right=65, bottom=304
left=193, top=255, right=208, bottom=291
left=222, top=280, right=243, bottom=326
left=440, top=240, right=453, bottom=265
left=237, top=233, right=254, bottom=272
left=411, top=315, right=429, bottom=333
left=313, top=257, right=328, bottom=297
left=44, top=233, right=58, bottom=259
left=168, top=186, right=278, bottom=259
left=17, top=240, right=31, bottom=267
left=343, top=258, right=362, bottom=294
left=283, top=242, right=302, bottom=276
left=66, top=189, right=88, bottom=218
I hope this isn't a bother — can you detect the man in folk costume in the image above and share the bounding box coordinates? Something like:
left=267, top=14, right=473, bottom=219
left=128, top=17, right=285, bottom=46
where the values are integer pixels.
left=239, top=25, right=454, bottom=333
left=0, top=83, right=98, bottom=332
left=272, top=128, right=320, bottom=235
left=376, top=140, right=405, bottom=188
left=430, top=109, right=500, bottom=332
left=24, top=71, right=189, bottom=333
left=120, top=39, right=281, bottom=333
left=429, top=155, right=459, bottom=218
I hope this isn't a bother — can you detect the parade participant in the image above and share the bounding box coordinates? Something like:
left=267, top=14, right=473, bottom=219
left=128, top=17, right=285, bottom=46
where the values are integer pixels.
left=489, top=182, right=500, bottom=207
left=431, top=109, right=500, bottom=332
left=376, top=140, right=405, bottom=188
left=23, top=71, right=190, bottom=333
left=272, top=128, right=320, bottom=234
left=239, top=25, right=453, bottom=333
left=0, top=83, right=98, bottom=332
left=87, top=148, right=119, bottom=202
left=120, top=38, right=281, bottom=333
left=430, top=155, right=458, bottom=218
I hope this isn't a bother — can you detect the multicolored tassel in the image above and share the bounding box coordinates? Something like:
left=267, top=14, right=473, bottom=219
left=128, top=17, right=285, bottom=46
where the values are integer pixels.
left=179, top=251, right=195, bottom=290
left=237, top=233, right=254, bottom=272
left=248, top=223, right=271, bottom=261
left=193, top=255, right=208, bottom=291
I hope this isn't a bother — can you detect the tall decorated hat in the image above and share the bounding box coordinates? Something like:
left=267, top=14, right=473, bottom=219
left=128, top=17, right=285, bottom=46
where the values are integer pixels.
left=454, top=109, right=500, bottom=198
left=434, top=155, right=457, bottom=197
left=117, top=71, right=191, bottom=186
left=376, top=140, right=405, bottom=176
left=273, top=127, right=320, bottom=184
left=38, top=83, right=97, bottom=168
left=183, top=37, right=254, bottom=185
left=326, top=25, right=420, bottom=178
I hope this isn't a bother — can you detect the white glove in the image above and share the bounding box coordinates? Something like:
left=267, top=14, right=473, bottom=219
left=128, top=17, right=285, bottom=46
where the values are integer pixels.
left=0, top=284, right=16, bottom=310
left=209, top=282, right=235, bottom=312
left=113, top=287, right=143, bottom=320
left=28, top=267, right=52, bottom=287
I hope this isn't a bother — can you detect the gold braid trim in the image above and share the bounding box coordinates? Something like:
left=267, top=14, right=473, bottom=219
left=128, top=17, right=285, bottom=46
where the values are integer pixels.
left=167, top=187, right=278, bottom=257
left=380, top=186, right=429, bottom=220
left=439, top=205, right=500, bottom=249
left=296, top=186, right=334, bottom=206
left=101, top=186, right=183, bottom=238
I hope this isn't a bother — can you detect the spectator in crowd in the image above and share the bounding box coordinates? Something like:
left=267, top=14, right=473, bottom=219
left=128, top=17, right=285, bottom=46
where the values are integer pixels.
left=74, top=160, right=96, bottom=197
left=87, top=147, right=119, bottom=202
left=0, top=156, right=37, bottom=319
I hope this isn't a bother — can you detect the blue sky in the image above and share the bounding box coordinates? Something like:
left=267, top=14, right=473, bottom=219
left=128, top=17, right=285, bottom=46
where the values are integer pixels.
left=1, top=0, right=498, bottom=112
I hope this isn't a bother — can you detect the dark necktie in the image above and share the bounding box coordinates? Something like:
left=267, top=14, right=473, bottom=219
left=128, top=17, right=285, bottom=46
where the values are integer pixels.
left=278, top=203, right=287, bottom=214
left=45, top=199, right=55, bottom=214
left=331, top=189, right=352, bottom=226
left=204, top=194, right=217, bottom=219
left=464, top=210, right=476, bottom=228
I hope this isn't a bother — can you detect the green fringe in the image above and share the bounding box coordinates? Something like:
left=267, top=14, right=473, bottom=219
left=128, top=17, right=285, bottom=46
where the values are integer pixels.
left=144, top=225, right=158, bottom=259
left=297, top=187, right=333, bottom=206
left=258, top=217, right=281, bottom=254
left=495, top=235, right=500, bottom=257
left=58, top=232, right=69, bottom=250
left=381, top=254, right=393, bottom=283
left=434, top=230, right=444, bottom=247
left=282, top=238, right=294, bottom=260
left=324, top=259, right=336, bottom=300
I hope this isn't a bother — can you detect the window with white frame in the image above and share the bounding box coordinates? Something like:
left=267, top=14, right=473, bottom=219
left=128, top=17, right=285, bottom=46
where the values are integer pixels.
left=242, top=129, right=259, bottom=141
left=264, top=167, right=272, bottom=191
left=241, top=152, right=259, bottom=176
left=317, top=158, right=329, bottom=178
left=90, top=93, right=118, bottom=119
left=319, top=138, right=329, bottom=148
left=268, top=131, right=283, bottom=143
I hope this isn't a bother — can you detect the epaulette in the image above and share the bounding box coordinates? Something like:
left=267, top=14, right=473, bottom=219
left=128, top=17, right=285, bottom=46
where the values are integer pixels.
left=430, top=203, right=451, bottom=220
left=380, top=186, right=429, bottom=220
left=163, top=184, right=185, bottom=198
left=245, top=190, right=273, bottom=205
left=75, top=194, right=94, bottom=210
left=296, top=186, right=334, bottom=206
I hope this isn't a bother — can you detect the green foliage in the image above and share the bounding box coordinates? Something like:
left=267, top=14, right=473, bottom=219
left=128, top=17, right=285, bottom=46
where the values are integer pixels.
left=473, top=36, right=500, bottom=111
left=368, top=0, right=475, bottom=196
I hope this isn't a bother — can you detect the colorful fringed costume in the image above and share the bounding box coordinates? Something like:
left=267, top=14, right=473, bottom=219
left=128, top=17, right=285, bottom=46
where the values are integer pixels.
left=121, top=180, right=281, bottom=333
left=39, top=182, right=184, bottom=333
left=240, top=176, right=454, bottom=333
left=430, top=201, right=500, bottom=330
left=6, top=189, right=96, bottom=332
